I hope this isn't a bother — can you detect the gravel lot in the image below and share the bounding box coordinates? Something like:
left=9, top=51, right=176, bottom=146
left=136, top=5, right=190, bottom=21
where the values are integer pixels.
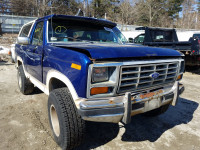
left=0, top=61, right=200, bottom=150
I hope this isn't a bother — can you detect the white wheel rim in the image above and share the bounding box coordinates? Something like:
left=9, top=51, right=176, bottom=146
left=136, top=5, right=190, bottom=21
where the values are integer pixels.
left=50, top=105, right=60, bottom=137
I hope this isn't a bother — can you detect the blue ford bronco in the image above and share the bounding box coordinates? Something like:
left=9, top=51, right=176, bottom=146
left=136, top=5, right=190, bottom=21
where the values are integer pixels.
left=15, top=15, right=185, bottom=149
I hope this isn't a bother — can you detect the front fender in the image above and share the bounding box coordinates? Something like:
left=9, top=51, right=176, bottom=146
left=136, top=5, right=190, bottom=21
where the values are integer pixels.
left=43, top=45, right=92, bottom=98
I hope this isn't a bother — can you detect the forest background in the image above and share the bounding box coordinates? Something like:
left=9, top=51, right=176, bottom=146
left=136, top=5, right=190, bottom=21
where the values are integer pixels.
left=0, top=0, right=200, bottom=29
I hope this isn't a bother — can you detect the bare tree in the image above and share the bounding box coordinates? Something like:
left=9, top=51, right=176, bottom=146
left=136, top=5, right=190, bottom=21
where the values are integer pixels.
left=0, top=0, right=11, bottom=14
left=119, top=0, right=133, bottom=25
left=3, top=0, right=200, bottom=29
left=176, top=0, right=197, bottom=29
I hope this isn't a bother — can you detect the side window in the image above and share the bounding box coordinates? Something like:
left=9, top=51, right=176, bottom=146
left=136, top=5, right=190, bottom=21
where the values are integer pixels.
left=19, top=24, right=32, bottom=37
left=32, top=22, right=44, bottom=46
left=134, top=35, right=144, bottom=44
left=134, top=36, right=139, bottom=43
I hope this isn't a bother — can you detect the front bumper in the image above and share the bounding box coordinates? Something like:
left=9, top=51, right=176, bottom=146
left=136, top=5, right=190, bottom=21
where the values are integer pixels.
left=78, top=81, right=184, bottom=124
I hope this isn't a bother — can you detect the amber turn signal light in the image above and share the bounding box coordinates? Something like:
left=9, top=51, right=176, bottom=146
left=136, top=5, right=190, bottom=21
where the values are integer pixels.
left=177, top=74, right=182, bottom=80
left=8, top=51, right=11, bottom=55
left=91, top=87, right=108, bottom=95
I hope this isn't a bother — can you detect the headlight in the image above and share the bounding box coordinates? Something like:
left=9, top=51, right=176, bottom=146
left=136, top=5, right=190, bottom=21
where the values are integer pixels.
left=92, top=67, right=108, bottom=82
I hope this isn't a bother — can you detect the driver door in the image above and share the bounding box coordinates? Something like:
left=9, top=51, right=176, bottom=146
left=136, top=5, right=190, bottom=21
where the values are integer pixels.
left=25, top=21, right=44, bottom=82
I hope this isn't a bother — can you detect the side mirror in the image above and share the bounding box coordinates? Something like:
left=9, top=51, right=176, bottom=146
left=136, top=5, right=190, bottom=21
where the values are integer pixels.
left=17, top=37, right=30, bottom=45
left=128, top=38, right=134, bottom=43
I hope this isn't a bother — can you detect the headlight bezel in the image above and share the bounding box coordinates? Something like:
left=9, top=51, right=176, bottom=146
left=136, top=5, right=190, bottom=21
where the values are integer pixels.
left=87, top=64, right=120, bottom=98
left=179, top=60, right=185, bottom=74
left=177, top=60, right=184, bottom=81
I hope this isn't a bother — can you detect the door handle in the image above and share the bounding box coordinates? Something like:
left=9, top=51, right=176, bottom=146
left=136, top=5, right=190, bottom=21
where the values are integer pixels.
left=33, top=46, right=38, bottom=53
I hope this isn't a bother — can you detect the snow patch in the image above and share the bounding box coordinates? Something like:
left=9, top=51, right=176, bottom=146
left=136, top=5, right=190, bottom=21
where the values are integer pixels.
left=9, top=120, right=23, bottom=127
left=0, top=45, right=10, bottom=54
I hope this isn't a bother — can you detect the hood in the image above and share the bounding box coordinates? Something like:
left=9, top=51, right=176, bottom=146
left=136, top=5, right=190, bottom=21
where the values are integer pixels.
left=53, top=43, right=182, bottom=59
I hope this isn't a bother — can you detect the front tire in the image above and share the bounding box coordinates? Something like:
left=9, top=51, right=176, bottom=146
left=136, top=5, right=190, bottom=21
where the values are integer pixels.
left=48, top=88, right=85, bottom=150
left=17, top=65, right=34, bottom=95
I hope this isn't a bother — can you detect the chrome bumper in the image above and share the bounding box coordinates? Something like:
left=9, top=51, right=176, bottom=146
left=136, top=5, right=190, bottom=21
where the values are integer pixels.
left=78, top=81, right=184, bottom=124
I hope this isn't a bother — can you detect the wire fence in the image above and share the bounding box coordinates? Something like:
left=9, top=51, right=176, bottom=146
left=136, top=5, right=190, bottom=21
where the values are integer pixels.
left=0, top=14, right=37, bottom=34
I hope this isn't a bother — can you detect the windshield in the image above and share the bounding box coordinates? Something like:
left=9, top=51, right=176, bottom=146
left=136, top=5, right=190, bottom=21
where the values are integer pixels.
left=193, top=34, right=200, bottom=39
left=47, top=19, right=128, bottom=44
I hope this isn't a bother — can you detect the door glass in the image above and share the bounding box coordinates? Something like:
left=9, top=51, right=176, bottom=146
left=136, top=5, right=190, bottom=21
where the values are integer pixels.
left=134, top=35, right=144, bottom=43
left=32, top=22, right=44, bottom=46
left=19, top=23, right=32, bottom=37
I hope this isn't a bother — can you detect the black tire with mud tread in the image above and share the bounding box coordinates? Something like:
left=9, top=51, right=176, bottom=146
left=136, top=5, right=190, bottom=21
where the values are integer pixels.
left=48, top=88, right=85, bottom=150
left=144, top=104, right=170, bottom=117
left=17, top=65, right=34, bottom=95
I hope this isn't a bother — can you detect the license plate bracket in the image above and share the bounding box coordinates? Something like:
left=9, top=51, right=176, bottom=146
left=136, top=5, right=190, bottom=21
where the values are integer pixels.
left=148, top=99, right=160, bottom=111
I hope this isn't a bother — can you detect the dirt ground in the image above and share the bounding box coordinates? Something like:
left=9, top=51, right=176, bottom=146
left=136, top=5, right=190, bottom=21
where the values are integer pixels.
left=0, top=61, right=200, bottom=150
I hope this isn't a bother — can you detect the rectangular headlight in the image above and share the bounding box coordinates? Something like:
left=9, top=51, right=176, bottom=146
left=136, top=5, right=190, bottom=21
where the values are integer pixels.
left=92, top=67, right=109, bottom=82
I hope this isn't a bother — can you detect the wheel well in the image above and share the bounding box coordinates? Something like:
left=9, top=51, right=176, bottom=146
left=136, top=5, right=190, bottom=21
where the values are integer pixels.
left=18, top=60, right=22, bottom=67
left=49, top=78, right=67, bottom=92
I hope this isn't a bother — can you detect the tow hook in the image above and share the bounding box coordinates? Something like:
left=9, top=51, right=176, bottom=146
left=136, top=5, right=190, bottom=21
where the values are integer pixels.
left=122, top=92, right=132, bottom=124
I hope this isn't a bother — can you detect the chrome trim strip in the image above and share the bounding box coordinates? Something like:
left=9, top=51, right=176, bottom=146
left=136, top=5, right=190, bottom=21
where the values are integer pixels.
left=91, top=59, right=183, bottom=67
left=82, top=113, right=123, bottom=123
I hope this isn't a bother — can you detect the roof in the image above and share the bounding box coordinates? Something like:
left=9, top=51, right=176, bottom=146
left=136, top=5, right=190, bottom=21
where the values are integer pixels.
left=136, top=26, right=175, bottom=31
left=40, top=14, right=117, bottom=28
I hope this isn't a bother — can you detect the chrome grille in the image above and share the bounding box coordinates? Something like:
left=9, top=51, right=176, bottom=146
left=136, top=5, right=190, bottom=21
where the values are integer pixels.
left=118, top=62, right=179, bottom=93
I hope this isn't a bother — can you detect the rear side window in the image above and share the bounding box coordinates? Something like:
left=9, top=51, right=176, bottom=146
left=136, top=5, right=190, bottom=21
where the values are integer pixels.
left=19, top=23, right=32, bottom=37
left=134, top=34, right=145, bottom=44
left=150, top=30, right=173, bottom=42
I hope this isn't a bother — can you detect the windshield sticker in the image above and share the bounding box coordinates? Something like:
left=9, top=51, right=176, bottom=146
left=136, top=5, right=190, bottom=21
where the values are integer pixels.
left=55, top=26, right=67, bottom=34
left=35, top=28, right=41, bottom=33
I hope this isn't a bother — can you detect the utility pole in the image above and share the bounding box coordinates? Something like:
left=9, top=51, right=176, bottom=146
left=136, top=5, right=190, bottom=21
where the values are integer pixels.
left=43, top=0, right=45, bottom=16
left=87, top=0, right=89, bottom=16
left=83, top=0, right=86, bottom=16
left=196, top=11, right=198, bottom=29
left=36, top=0, right=39, bottom=17
left=50, top=0, right=53, bottom=15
